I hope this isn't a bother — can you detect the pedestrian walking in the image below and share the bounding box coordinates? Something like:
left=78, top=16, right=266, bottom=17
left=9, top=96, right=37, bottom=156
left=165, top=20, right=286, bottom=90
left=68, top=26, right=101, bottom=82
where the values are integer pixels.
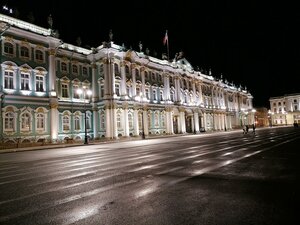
left=252, top=124, right=256, bottom=134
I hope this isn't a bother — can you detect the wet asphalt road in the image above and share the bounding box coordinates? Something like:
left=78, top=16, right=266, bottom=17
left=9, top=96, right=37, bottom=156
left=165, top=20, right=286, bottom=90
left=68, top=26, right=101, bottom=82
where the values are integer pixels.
left=0, top=127, right=299, bottom=225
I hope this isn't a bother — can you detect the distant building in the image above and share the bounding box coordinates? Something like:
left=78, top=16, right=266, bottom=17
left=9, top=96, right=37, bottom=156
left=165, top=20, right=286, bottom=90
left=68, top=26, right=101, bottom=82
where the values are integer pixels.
left=254, top=107, right=269, bottom=127
left=269, top=93, right=300, bottom=126
left=0, top=13, right=255, bottom=146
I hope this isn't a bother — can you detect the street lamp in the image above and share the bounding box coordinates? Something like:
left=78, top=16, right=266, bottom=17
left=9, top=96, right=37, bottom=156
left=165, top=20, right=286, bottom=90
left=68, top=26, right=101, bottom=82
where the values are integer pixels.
left=268, top=110, right=273, bottom=127
left=77, top=88, right=92, bottom=144
left=139, top=94, right=145, bottom=139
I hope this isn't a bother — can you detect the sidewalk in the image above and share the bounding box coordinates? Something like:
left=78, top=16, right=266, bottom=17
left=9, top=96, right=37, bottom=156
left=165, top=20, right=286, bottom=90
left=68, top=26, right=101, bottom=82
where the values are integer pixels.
left=0, top=128, right=256, bottom=154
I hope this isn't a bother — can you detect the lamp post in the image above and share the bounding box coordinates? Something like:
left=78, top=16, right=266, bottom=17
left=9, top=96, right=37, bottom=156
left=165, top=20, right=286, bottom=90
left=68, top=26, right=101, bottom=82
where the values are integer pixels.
left=139, top=94, right=145, bottom=139
left=77, top=88, right=92, bottom=144
left=268, top=110, right=273, bottom=127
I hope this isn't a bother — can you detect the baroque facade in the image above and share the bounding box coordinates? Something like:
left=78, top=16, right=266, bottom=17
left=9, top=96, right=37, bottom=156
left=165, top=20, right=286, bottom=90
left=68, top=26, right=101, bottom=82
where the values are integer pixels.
left=0, top=13, right=254, bottom=145
left=269, top=93, right=300, bottom=126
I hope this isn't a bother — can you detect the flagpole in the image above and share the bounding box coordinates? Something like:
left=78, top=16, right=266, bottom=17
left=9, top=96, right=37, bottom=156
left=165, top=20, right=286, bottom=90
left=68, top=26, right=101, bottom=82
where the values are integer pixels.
left=163, top=30, right=169, bottom=61
left=167, top=35, right=169, bottom=61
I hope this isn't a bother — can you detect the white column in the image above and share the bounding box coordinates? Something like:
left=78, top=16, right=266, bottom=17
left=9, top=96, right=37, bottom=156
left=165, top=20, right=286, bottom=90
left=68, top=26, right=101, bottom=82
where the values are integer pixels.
left=123, top=105, right=129, bottom=137
left=48, top=49, right=56, bottom=96
left=91, top=63, right=98, bottom=102
left=194, top=111, right=199, bottom=133
left=92, top=106, right=99, bottom=139
left=49, top=99, right=58, bottom=142
left=133, top=108, right=139, bottom=136
left=120, top=62, right=127, bottom=97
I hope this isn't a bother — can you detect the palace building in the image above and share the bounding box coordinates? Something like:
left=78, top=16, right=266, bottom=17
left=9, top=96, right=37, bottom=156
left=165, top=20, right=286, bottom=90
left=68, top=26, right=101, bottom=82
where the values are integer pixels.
left=0, top=13, right=255, bottom=145
left=269, top=93, right=300, bottom=126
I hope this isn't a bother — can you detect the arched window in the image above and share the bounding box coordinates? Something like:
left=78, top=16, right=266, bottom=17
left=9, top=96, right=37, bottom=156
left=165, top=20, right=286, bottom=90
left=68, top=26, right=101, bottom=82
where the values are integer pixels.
left=36, top=75, right=44, bottom=92
left=36, top=113, right=45, bottom=130
left=128, top=113, right=133, bottom=129
left=74, top=115, right=80, bottom=130
left=20, top=46, right=30, bottom=58
left=61, top=62, right=67, bottom=72
left=117, top=113, right=121, bottom=129
left=21, top=112, right=31, bottom=131
left=114, top=63, right=120, bottom=76
left=21, top=73, right=30, bottom=90
left=72, top=64, right=78, bottom=74
left=100, top=112, right=105, bottom=129
left=135, top=69, right=140, bottom=80
left=35, top=50, right=44, bottom=61
left=4, top=112, right=15, bottom=131
left=4, top=42, right=14, bottom=55
left=63, top=115, right=70, bottom=131
left=4, top=70, right=14, bottom=89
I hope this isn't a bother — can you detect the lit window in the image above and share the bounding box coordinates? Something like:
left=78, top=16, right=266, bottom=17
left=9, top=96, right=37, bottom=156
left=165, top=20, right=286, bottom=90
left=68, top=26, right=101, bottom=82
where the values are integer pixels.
left=21, top=112, right=31, bottom=131
left=4, top=112, right=14, bottom=131
left=20, top=46, right=29, bottom=58
left=4, top=42, right=14, bottom=55
left=35, top=50, right=44, bottom=61
left=4, top=70, right=14, bottom=89
left=21, top=73, right=30, bottom=90
left=63, top=115, right=70, bottom=131
left=36, top=75, right=44, bottom=92
left=36, top=113, right=45, bottom=130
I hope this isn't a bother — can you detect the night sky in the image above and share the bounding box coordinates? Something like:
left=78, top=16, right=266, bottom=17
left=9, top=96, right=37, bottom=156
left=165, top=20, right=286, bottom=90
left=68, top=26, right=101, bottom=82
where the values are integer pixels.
left=2, top=0, right=300, bottom=107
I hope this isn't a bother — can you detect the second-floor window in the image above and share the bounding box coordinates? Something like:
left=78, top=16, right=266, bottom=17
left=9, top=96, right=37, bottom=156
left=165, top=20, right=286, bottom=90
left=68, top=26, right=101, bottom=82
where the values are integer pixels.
left=4, top=42, right=14, bottom=55
left=20, top=46, right=30, bottom=58
left=36, top=75, right=44, bottom=92
left=21, top=73, right=30, bottom=90
left=4, top=71, right=14, bottom=89
left=35, top=50, right=44, bottom=61
left=61, top=84, right=69, bottom=98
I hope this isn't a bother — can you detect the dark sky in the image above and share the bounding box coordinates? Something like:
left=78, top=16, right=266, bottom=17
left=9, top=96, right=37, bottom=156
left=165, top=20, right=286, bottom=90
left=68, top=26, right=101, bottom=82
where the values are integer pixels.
left=2, top=0, right=300, bottom=107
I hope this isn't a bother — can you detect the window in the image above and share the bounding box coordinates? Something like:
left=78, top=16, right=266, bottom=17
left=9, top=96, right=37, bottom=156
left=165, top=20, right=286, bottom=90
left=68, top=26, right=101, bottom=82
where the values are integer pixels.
left=295, top=105, right=298, bottom=111
left=125, top=65, right=130, bottom=77
left=20, top=46, right=30, bottom=58
left=153, top=89, right=157, bottom=100
left=161, top=114, right=165, bottom=127
left=117, top=113, right=121, bottom=129
left=72, top=64, right=78, bottom=74
left=21, top=73, right=30, bottom=90
left=82, top=67, right=88, bottom=76
left=294, top=99, right=297, bottom=103
left=100, top=84, right=104, bottom=98
left=114, top=63, right=119, bottom=76
left=170, top=91, right=174, bottom=102
left=138, top=112, right=142, bottom=129
left=21, top=112, right=31, bottom=131
left=61, top=84, right=69, bottom=98
left=61, top=62, right=67, bottom=72
left=99, top=64, right=104, bottom=77
left=126, top=86, right=131, bottom=97
left=4, top=71, right=14, bottom=89
left=36, top=75, right=44, bottom=92
left=4, top=42, right=14, bottom=55
left=145, top=89, right=150, bottom=100
left=155, top=114, right=159, bottom=127
left=35, top=50, right=44, bottom=61
left=136, top=87, right=140, bottom=97
left=74, top=115, right=80, bottom=130
left=86, top=114, right=91, bottom=129
left=73, top=85, right=80, bottom=99
left=160, top=91, right=163, bottom=101
left=135, top=69, right=140, bottom=80
left=100, top=112, right=105, bottom=129
left=151, top=72, right=156, bottom=80
left=128, top=113, right=133, bottom=129
left=115, top=84, right=120, bottom=96
left=36, top=113, right=45, bottom=130
left=63, top=115, right=70, bottom=131
left=4, top=112, right=14, bottom=131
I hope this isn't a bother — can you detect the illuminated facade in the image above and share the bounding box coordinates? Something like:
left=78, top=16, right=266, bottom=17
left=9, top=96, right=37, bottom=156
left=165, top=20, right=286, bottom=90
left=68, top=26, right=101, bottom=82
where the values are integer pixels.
left=0, top=13, right=254, bottom=145
left=269, top=93, right=300, bottom=126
